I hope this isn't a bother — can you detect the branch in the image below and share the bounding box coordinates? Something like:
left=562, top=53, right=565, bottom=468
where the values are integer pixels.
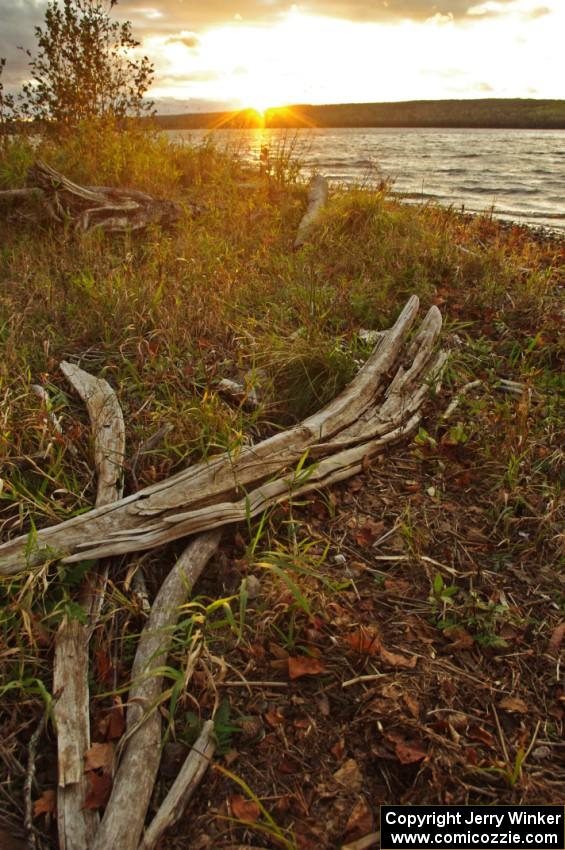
left=0, top=297, right=447, bottom=574
left=138, top=720, right=216, bottom=850
left=294, top=174, right=328, bottom=248
left=53, top=363, right=125, bottom=850
left=90, top=531, right=221, bottom=850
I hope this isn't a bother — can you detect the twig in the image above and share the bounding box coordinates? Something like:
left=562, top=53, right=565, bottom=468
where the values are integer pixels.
left=294, top=174, right=329, bottom=248
left=441, top=380, right=481, bottom=420
left=138, top=720, right=216, bottom=850
left=90, top=530, right=222, bottom=850
left=24, top=713, right=45, bottom=850
left=342, top=832, right=381, bottom=850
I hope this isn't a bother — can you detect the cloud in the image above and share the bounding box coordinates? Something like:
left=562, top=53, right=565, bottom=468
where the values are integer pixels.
left=165, top=32, right=201, bottom=48
left=525, top=5, right=550, bottom=18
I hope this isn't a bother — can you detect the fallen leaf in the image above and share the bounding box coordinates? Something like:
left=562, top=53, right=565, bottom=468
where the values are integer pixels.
left=230, top=794, right=260, bottom=822
left=84, top=742, right=114, bottom=774
left=331, top=738, right=345, bottom=760
left=384, top=577, right=411, bottom=595
left=33, top=788, right=56, bottom=818
left=345, top=626, right=381, bottom=656
left=333, top=758, right=363, bottom=791
left=548, top=622, right=565, bottom=656
left=344, top=796, right=374, bottom=839
left=265, top=707, right=285, bottom=727
left=380, top=646, right=417, bottom=669
left=288, top=655, right=324, bottom=679
left=106, top=696, right=125, bottom=740
left=83, top=772, right=112, bottom=810
left=403, top=693, right=421, bottom=719
left=498, top=696, right=529, bottom=714
left=468, top=724, right=496, bottom=748
left=443, top=626, right=475, bottom=651
left=394, top=739, right=427, bottom=765
left=354, top=519, right=385, bottom=547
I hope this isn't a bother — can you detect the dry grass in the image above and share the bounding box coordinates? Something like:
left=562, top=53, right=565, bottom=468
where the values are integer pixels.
left=0, top=124, right=563, bottom=848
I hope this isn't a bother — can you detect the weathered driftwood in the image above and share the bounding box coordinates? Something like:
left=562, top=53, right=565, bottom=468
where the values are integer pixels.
left=294, top=174, right=329, bottom=248
left=0, top=296, right=447, bottom=576
left=53, top=362, right=125, bottom=850
left=138, top=720, right=216, bottom=850
left=21, top=162, right=182, bottom=233
left=90, top=531, right=221, bottom=850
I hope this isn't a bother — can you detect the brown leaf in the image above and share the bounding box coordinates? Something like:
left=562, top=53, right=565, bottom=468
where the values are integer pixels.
left=288, top=655, right=324, bottom=679
left=107, top=696, right=125, bottom=740
left=394, top=739, right=427, bottom=765
left=354, top=519, right=386, bottom=547
left=468, top=723, right=496, bottom=748
left=345, top=626, right=381, bottom=656
left=84, top=742, right=114, bottom=774
left=403, top=693, right=421, bottom=719
left=230, top=794, right=261, bottom=822
left=265, top=707, right=285, bottom=727
left=498, top=696, right=529, bottom=714
left=344, top=796, right=374, bottom=839
left=83, top=772, right=112, bottom=810
left=333, top=758, right=363, bottom=791
left=33, top=788, right=56, bottom=818
left=443, top=626, right=475, bottom=651
left=548, top=622, right=565, bottom=656
left=384, top=577, right=411, bottom=595
left=379, top=646, right=417, bottom=668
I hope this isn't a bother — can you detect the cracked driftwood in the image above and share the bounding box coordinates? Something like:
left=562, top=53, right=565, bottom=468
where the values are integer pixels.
left=137, top=719, right=216, bottom=850
left=90, top=531, right=221, bottom=850
left=53, top=362, right=125, bottom=850
left=0, top=295, right=447, bottom=576
left=294, top=174, right=329, bottom=248
left=0, top=162, right=182, bottom=233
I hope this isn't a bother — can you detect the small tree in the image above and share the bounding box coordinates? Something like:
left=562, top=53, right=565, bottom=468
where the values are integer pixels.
left=21, top=0, right=154, bottom=129
left=0, top=58, right=18, bottom=147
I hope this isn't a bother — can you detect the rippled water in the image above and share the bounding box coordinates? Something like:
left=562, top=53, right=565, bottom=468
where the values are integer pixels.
left=169, top=127, right=565, bottom=232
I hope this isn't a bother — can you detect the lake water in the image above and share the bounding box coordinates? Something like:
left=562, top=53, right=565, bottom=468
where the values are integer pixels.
left=169, top=127, right=565, bottom=232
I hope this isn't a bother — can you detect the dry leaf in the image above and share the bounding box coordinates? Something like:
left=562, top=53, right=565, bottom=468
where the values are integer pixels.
left=498, top=696, right=529, bottom=714
left=443, top=625, right=475, bottom=650
left=333, top=758, right=363, bottom=791
left=548, top=622, right=565, bottom=656
left=84, top=742, right=114, bottom=774
left=354, top=519, right=385, bottom=547
left=230, top=794, right=261, bottom=822
left=345, top=626, right=381, bottom=656
left=394, top=739, right=427, bottom=765
left=344, top=796, right=374, bottom=839
left=83, top=772, right=112, bottom=810
left=380, top=646, right=417, bottom=668
left=33, top=788, right=56, bottom=818
left=288, top=655, right=324, bottom=679
left=468, top=723, right=496, bottom=748
left=107, top=696, right=125, bottom=740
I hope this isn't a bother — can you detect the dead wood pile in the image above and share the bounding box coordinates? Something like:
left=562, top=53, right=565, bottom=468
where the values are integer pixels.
left=0, top=162, right=183, bottom=232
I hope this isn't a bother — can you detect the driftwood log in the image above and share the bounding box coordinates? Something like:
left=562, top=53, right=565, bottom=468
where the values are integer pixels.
left=41, top=362, right=219, bottom=850
left=52, top=363, right=125, bottom=850
left=0, top=162, right=182, bottom=233
left=90, top=532, right=220, bottom=850
left=0, top=295, right=447, bottom=576
left=294, top=174, right=329, bottom=248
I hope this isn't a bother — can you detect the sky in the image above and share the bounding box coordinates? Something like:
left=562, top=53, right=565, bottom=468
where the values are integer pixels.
left=0, top=0, right=563, bottom=113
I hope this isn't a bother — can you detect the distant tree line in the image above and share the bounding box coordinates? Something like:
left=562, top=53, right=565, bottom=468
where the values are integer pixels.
left=154, top=99, right=565, bottom=131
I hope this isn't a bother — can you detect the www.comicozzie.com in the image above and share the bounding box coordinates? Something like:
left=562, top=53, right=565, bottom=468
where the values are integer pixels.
left=381, top=806, right=565, bottom=850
